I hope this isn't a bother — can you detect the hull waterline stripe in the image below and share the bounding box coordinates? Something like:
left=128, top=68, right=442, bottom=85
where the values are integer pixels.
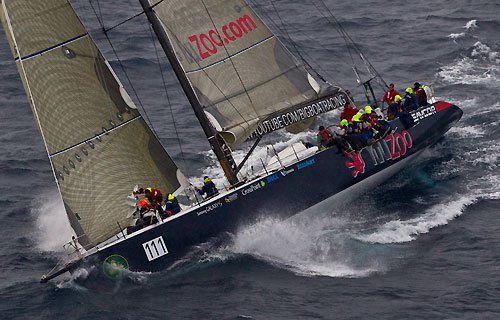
left=49, top=115, right=142, bottom=157
left=185, top=35, right=275, bottom=74
left=14, top=33, right=88, bottom=61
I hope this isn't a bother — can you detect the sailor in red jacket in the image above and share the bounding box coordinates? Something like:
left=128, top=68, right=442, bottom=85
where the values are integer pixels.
left=317, top=125, right=334, bottom=149
left=340, top=102, right=358, bottom=121
left=134, top=187, right=164, bottom=214
left=381, top=83, right=400, bottom=107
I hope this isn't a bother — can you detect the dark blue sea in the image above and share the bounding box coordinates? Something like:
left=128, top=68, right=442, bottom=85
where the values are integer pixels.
left=1, top=0, right=499, bottom=318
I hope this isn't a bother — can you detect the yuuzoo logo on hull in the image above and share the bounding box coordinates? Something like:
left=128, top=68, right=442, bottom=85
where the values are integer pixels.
left=103, top=255, right=129, bottom=280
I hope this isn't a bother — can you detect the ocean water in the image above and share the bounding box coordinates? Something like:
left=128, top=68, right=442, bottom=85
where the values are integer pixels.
left=1, top=0, right=499, bottom=319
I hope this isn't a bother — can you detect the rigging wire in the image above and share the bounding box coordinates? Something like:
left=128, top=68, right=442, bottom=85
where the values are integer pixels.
left=247, top=0, right=345, bottom=88
left=145, top=20, right=190, bottom=172
left=103, top=10, right=145, bottom=34
left=88, top=0, right=159, bottom=138
left=313, top=0, right=388, bottom=89
left=268, top=0, right=328, bottom=84
left=308, top=0, right=357, bottom=74
left=101, top=0, right=165, bottom=33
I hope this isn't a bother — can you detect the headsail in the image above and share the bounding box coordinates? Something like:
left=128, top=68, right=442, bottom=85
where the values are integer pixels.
left=148, top=0, right=342, bottom=148
left=1, top=0, right=185, bottom=249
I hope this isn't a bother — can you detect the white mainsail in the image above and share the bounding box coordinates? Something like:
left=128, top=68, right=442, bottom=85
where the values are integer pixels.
left=1, top=0, right=185, bottom=249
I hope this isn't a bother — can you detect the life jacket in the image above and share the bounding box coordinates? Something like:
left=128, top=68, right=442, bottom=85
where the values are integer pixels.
left=318, top=129, right=333, bottom=141
left=415, top=88, right=428, bottom=106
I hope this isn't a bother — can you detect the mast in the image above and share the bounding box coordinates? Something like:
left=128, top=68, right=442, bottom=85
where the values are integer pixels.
left=138, top=0, right=239, bottom=185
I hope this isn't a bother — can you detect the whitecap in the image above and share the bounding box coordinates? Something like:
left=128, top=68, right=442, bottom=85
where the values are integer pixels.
left=448, top=32, right=465, bottom=42
left=448, top=125, right=485, bottom=138
left=463, top=19, right=478, bottom=30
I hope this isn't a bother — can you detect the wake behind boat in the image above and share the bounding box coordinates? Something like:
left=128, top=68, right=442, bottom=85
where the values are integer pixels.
left=0, top=0, right=462, bottom=282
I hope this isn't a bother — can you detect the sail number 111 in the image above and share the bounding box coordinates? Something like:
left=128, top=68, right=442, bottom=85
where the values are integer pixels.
left=142, top=236, right=168, bottom=261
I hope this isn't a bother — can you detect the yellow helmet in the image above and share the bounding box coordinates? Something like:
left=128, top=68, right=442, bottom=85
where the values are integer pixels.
left=394, top=95, right=402, bottom=102
left=168, top=194, right=174, bottom=200
left=204, top=177, right=212, bottom=183
left=340, top=119, right=348, bottom=127
left=365, top=106, right=372, bottom=114
left=406, top=87, right=413, bottom=94
left=146, top=187, right=152, bottom=193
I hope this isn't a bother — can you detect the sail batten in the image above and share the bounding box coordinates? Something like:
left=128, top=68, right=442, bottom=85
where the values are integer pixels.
left=15, top=33, right=88, bottom=61
left=1, top=0, right=184, bottom=248
left=48, top=115, right=143, bottom=157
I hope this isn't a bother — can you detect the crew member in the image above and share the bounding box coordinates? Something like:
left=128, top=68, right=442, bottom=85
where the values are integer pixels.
left=381, top=83, right=400, bottom=106
left=343, top=118, right=364, bottom=151
left=414, top=82, right=428, bottom=107
left=388, top=95, right=403, bottom=119
left=402, top=87, right=418, bottom=111
left=356, top=112, right=375, bottom=145
left=128, top=200, right=157, bottom=234
left=317, top=125, right=334, bottom=149
left=197, top=176, right=219, bottom=198
left=365, top=106, right=391, bottom=138
left=164, top=193, right=181, bottom=217
left=340, top=102, right=358, bottom=121
left=134, top=187, right=164, bottom=214
left=332, top=119, right=354, bottom=153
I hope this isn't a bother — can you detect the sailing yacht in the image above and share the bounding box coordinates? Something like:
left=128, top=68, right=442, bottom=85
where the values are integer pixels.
left=0, top=0, right=462, bottom=282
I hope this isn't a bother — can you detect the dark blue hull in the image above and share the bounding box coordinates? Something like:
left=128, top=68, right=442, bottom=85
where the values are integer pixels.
left=80, top=102, right=462, bottom=278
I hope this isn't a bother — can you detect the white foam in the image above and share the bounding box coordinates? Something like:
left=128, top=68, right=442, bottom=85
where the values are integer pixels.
left=463, top=19, right=478, bottom=30
left=31, top=191, right=75, bottom=253
left=55, top=266, right=93, bottom=290
left=356, top=195, right=476, bottom=244
left=437, top=57, right=500, bottom=86
left=448, top=32, right=465, bottom=42
left=448, top=125, right=485, bottom=138
left=223, top=215, right=383, bottom=278
left=471, top=41, right=499, bottom=62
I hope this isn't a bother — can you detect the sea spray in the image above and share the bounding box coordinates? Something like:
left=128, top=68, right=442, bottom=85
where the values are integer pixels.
left=31, top=191, right=75, bottom=253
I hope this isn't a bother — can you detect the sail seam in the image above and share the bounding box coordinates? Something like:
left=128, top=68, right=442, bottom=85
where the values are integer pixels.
left=49, top=115, right=142, bottom=157
left=14, top=33, right=88, bottom=61
left=184, top=35, right=275, bottom=74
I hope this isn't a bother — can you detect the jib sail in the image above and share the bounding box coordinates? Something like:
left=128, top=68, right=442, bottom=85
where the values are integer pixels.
left=147, top=0, right=342, bottom=148
left=1, top=0, right=185, bottom=249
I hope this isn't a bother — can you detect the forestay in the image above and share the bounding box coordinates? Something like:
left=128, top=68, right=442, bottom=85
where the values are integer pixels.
left=1, top=0, right=185, bottom=249
left=149, top=0, right=341, bottom=148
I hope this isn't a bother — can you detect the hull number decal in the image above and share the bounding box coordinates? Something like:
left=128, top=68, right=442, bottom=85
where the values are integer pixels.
left=142, top=236, right=168, bottom=261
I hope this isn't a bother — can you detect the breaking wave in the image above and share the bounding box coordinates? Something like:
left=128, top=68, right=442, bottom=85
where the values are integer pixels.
left=463, top=19, right=478, bottom=30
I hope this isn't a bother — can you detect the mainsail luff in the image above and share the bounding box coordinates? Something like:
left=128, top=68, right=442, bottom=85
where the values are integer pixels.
left=1, top=0, right=184, bottom=249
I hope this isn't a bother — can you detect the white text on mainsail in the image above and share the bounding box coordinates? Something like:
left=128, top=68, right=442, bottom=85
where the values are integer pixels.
left=250, top=93, right=347, bottom=139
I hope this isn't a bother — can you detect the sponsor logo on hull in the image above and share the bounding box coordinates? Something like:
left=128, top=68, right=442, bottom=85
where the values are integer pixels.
left=411, top=105, right=436, bottom=122
left=345, top=130, right=413, bottom=177
left=197, top=201, right=223, bottom=216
